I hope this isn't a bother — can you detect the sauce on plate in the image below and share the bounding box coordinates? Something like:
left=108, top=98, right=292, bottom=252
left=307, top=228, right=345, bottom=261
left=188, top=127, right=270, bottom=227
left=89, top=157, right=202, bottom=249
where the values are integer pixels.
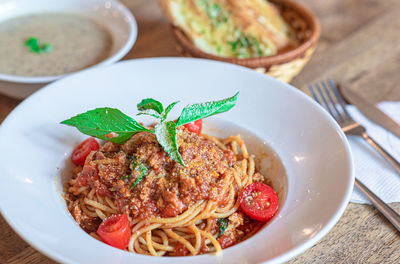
left=0, top=13, right=113, bottom=77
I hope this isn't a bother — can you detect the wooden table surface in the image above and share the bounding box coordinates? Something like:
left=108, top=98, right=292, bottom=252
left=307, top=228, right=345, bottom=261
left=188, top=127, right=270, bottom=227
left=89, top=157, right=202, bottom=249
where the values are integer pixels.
left=1, top=0, right=399, bottom=263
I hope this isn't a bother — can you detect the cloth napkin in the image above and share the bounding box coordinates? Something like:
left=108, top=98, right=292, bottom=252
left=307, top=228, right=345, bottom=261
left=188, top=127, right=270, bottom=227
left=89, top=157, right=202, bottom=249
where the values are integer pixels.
left=346, top=101, right=400, bottom=204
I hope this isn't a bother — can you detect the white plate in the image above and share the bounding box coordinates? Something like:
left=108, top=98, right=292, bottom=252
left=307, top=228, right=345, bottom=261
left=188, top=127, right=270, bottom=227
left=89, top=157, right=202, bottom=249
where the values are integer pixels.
left=0, top=0, right=137, bottom=99
left=0, top=58, right=354, bottom=264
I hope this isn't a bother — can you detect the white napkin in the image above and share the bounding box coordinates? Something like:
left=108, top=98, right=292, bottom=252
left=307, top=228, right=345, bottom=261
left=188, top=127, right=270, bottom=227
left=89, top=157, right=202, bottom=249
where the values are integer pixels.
left=347, top=101, right=400, bottom=204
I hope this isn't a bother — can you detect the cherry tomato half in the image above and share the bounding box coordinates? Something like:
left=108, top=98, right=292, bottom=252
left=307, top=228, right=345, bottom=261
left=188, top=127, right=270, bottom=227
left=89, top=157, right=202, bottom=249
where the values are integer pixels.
left=183, top=119, right=202, bottom=135
left=239, top=183, right=279, bottom=221
left=71, top=137, right=99, bottom=166
left=97, top=214, right=131, bottom=250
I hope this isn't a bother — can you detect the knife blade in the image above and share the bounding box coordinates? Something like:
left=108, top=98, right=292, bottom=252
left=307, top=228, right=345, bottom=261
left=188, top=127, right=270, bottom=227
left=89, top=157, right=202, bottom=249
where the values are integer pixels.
left=341, top=86, right=400, bottom=139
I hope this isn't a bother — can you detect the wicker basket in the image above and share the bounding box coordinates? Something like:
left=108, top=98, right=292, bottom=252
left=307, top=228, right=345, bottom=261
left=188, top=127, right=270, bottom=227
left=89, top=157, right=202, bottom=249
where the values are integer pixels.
left=169, top=0, right=320, bottom=83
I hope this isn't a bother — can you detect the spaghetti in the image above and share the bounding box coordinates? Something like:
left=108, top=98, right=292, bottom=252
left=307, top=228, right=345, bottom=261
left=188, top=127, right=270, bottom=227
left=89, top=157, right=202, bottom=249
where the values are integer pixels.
left=65, top=127, right=275, bottom=256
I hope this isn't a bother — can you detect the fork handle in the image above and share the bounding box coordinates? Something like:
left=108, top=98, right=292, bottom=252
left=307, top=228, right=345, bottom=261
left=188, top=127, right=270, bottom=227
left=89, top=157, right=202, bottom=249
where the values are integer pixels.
left=362, top=132, right=400, bottom=175
left=355, top=178, right=400, bottom=232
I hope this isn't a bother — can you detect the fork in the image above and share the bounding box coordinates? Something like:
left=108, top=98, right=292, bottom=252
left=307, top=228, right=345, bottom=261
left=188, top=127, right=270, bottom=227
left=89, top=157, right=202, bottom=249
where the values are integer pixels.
left=309, top=79, right=400, bottom=232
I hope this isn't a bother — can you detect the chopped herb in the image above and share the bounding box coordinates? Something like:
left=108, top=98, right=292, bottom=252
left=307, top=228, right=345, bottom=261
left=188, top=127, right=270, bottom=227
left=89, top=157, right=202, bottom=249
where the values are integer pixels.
left=229, top=34, right=264, bottom=57
left=120, top=175, right=131, bottom=180
left=209, top=4, right=220, bottom=18
left=198, top=0, right=208, bottom=7
left=62, top=93, right=239, bottom=166
left=131, top=176, right=144, bottom=189
left=253, top=38, right=260, bottom=48
left=130, top=157, right=148, bottom=189
left=200, top=0, right=228, bottom=26
left=237, top=51, right=250, bottom=58
left=109, top=187, right=116, bottom=192
left=130, top=158, right=148, bottom=177
left=234, top=30, right=242, bottom=38
left=217, top=45, right=222, bottom=53
left=24, top=37, right=53, bottom=54
left=41, top=43, right=53, bottom=53
left=217, top=218, right=229, bottom=238
left=239, top=36, right=249, bottom=49
left=229, top=41, right=238, bottom=52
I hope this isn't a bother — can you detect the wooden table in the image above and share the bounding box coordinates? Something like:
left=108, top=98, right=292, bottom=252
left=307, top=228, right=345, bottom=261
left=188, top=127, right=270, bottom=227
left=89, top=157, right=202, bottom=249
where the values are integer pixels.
left=1, top=0, right=399, bottom=263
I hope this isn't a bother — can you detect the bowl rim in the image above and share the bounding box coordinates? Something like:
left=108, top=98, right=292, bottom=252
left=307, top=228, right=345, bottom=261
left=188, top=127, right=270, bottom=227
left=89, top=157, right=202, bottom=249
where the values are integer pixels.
left=170, top=0, right=321, bottom=68
left=0, top=58, right=354, bottom=264
left=0, top=0, right=137, bottom=84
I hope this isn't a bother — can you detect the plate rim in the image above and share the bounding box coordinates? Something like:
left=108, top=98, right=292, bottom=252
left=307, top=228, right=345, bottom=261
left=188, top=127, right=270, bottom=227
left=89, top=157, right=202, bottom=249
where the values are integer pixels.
left=0, top=0, right=137, bottom=84
left=0, top=57, right=354, bottom=264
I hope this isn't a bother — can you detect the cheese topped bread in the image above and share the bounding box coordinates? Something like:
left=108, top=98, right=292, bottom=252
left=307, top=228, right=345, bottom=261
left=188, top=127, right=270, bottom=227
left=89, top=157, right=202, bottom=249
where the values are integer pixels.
left=160, top=0, right=294, bottom=58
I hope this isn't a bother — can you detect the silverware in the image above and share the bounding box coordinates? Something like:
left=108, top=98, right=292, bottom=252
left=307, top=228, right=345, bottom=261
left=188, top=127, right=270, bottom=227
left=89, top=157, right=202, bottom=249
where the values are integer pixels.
left=341, top=86, right=400, bottom=139
left=309, top=79, right=400, bottom=232
left=309, top=79, right=400, bottom=175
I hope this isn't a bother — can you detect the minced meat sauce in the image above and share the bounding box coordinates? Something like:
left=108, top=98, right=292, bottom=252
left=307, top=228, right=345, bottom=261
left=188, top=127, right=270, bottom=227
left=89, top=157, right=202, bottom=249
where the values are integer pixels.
left=65, top=128, right=266, bottom=251
left=67, top=128, right=237, bottom=220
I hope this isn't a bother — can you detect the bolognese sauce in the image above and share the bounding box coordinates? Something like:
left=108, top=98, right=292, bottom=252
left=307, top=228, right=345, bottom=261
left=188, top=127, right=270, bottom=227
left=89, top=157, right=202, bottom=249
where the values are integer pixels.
left=65, top=127, right=278, bottom=255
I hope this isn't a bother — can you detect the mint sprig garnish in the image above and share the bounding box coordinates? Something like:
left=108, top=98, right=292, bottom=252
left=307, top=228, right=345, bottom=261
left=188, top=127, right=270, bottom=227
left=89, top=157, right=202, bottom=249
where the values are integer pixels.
left=61, top=93, right=239, bottom=166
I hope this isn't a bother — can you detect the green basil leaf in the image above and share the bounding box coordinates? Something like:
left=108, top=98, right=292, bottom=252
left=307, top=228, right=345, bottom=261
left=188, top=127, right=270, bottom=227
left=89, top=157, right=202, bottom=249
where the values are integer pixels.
left=61, top=107, right=152, bottom=144
left=163, top=101, right=179, bottom=119
left=154, top=121, right=184, bottom=166
left=176, top=92, right=239, bottom=127
left=137, top=110, right=162, bottom=119
left=137, top=98, right=164, bottom=115
left=217, top=218, right=229, bottom=238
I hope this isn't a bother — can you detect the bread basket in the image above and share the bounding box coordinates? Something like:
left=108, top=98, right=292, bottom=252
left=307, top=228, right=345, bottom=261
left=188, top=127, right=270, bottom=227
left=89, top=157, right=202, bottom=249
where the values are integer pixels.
left=166, top=0, right=320, bottom=83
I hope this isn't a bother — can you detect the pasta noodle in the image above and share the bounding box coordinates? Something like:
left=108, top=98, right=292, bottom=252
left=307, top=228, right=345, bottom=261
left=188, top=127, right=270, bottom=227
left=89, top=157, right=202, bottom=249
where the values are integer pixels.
left=65, top=132, right=269, bottom=256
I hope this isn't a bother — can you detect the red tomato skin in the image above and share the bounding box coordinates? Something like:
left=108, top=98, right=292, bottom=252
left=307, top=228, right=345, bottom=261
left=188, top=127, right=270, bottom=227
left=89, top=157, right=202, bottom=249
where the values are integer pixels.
left=239, top=183, right=279, bottom=221
left=183, top=119, right=202, bottom=135
left=97, top=214, right=131, bottom=250
left=71, top=137, right=99, bottom=166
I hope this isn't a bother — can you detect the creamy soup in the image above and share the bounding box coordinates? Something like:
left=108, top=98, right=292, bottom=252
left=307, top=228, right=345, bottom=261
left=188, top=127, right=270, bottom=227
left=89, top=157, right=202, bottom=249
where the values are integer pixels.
left=0, top=13, right=113, bottom=77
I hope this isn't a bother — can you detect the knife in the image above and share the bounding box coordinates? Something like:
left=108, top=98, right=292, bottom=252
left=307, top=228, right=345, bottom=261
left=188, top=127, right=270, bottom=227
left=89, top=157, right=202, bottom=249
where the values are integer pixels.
left=340, top=86, right=400, bottom=139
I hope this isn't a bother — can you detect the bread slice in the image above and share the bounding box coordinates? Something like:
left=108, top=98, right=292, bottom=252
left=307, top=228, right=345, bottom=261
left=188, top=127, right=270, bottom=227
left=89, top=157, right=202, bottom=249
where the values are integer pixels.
left=159, top=0, right=292, bottom=58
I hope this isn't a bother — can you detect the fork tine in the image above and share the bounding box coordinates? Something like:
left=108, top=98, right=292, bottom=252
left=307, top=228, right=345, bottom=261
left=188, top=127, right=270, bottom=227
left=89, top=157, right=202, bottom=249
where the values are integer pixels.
left=309, top=84, right=321, bottom=104
left=309, top=82, right=339, bottom=122
left=315, top=82, right=336, bottom=118
left=328, top=79, right=351, bottom=118
left=321, top=80, right=345, bottom=122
